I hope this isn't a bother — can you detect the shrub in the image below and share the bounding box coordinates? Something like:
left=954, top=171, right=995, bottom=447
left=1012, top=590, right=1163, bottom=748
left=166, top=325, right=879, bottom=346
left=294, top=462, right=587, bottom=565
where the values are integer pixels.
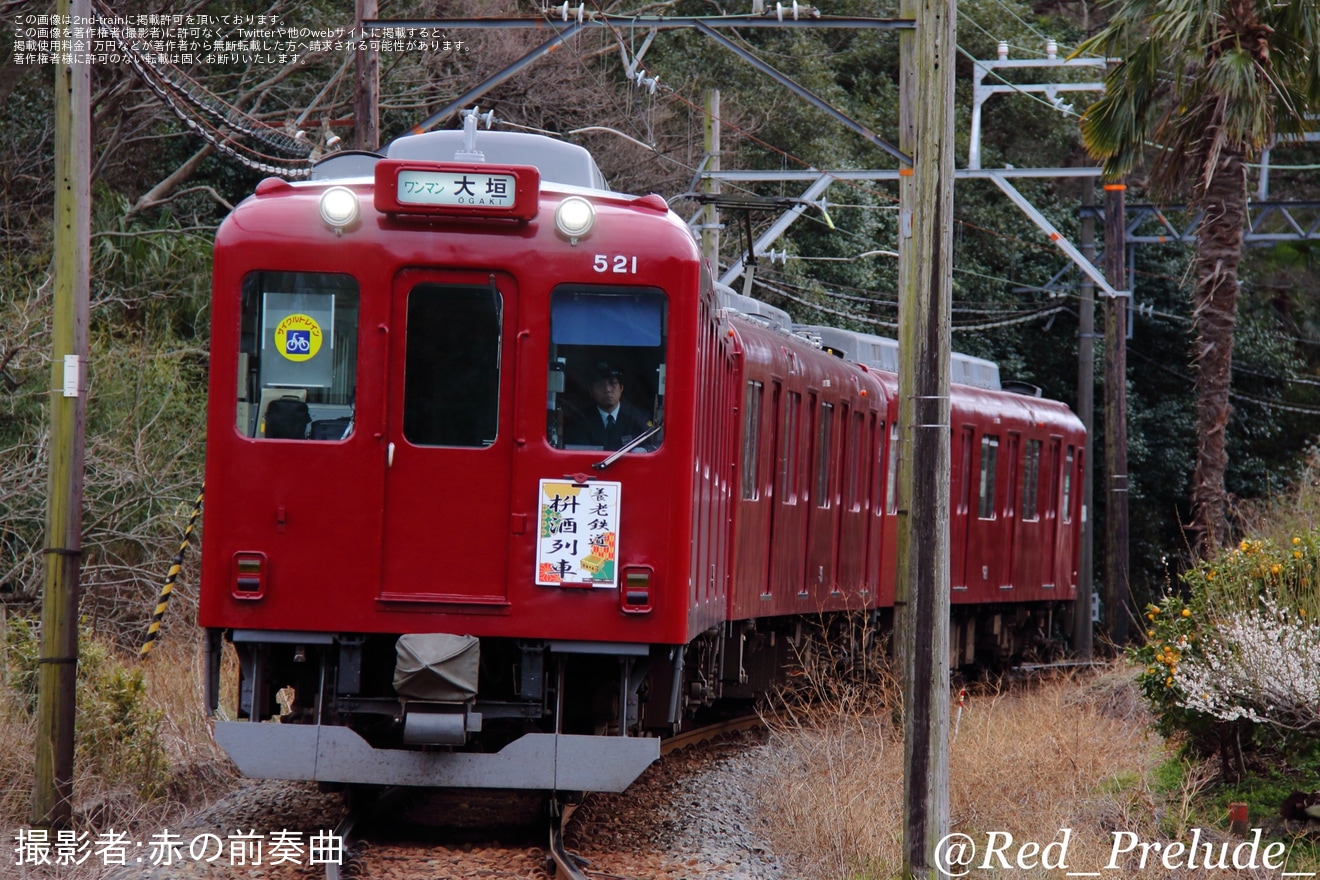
left=2, top=615, right=170, bottom=803
left=1131, top=531, right=1320, bottom=769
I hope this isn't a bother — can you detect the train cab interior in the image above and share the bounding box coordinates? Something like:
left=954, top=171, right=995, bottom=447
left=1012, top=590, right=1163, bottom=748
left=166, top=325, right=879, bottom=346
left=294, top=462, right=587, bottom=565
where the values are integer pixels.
left=547, top=285, right=667, bottom=451
left=236, top=270, right=359, bottom=442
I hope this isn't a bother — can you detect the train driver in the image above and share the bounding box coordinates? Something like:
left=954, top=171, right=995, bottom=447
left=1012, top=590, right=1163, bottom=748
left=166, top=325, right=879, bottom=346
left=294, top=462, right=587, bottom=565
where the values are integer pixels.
left=566, top=361, right=653, bottom=451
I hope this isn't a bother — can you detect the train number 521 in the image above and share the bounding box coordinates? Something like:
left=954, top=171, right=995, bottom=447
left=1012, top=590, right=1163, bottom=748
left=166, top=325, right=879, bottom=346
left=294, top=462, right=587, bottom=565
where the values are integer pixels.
left=593, top=254, right=637, bottom=274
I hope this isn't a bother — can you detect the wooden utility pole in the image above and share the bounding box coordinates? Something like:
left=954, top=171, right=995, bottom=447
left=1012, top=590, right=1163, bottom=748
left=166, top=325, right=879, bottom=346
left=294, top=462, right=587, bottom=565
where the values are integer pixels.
left=34, top=0, right=91, bottom=829
left=895, top=0, right=954, bottom=875
left=701, top=90, right=721, bottom=269
left=1103, top=182, right=1129, bottom=646
left=354, top=0, right=380, bottom=151
left=1073, top=179, right=1096, bottom=659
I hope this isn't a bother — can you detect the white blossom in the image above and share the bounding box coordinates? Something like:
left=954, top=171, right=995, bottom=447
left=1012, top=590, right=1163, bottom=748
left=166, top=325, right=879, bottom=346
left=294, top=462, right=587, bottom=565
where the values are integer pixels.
left=1174, top=596, right=1320, bottom=730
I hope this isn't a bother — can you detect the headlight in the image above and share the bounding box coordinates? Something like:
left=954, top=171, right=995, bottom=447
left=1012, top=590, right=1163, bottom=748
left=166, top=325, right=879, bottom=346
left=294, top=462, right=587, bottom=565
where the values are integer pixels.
left=319, top=186, right=359, bottom=230
left=555, top=196, right=595, bottom=242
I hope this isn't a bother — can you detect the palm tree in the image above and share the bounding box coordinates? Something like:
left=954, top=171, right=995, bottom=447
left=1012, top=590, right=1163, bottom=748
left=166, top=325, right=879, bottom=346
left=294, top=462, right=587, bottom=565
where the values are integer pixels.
left=1076, top=0, right=1320, bottom=556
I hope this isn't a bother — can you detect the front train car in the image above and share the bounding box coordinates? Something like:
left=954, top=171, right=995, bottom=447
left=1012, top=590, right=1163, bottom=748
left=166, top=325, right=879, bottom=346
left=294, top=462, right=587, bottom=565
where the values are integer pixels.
left=198, top=129, right=731, bottom=793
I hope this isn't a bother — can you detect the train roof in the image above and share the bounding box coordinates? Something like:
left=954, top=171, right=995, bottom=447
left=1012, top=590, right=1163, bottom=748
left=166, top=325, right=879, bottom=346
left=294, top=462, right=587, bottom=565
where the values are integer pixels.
left=714, top=285, right=794, bottom=331
left=793, top=324, right=1001, bottom=391
left=714, top=286, right=1001, bottom=391
left=308, top=130, right=611, bottom=191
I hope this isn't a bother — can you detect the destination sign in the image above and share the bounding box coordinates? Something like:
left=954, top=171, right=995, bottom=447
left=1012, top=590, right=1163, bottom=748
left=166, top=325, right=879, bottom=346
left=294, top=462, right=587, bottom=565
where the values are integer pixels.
left=374, top=160, right=540, bottom=220
left=396, top=170, right=517, bottom=209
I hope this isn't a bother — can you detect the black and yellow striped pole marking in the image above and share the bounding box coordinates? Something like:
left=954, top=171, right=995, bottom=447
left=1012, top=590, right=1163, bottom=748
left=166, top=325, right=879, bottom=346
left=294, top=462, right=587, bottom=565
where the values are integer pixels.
left=140, top=485, right=204, bottom=658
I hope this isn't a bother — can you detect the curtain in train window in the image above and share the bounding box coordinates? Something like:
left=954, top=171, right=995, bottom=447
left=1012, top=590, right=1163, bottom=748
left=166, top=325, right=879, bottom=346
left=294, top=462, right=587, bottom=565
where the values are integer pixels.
left=847, top=412, right=865, bottom=512
left=978, top=435, right=999, bottom=520
left=886, top=422, right=900, bottom=515
left=779, top=392, right=801, bottom=504
left=1022, top=439, right=1042, bottom=521
left=1063, top=446, right=1075, bottom=523
left=815, top=402, right=834, bottom=508
left=237, top=272, right=360, bottom=441
left=874, top=420, right=887, bottom=517
left=742, top=381, right=763, bottom=500
left=403, top=283, right=502, bottom=447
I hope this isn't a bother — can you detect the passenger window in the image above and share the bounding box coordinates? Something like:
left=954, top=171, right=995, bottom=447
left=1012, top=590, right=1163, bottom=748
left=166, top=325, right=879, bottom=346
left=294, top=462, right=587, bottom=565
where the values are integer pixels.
left=815, top=402, right=834, bottom=508
left=886, top=422, right=900, bottom=515
left=403, top=283, right=502, bottom=447
left=237, top=272, right=359, bottom=441
left=779, top=392, right=801, bottom=503
left=874, top=420, right=886, bottom=517
left=978, top=435, right=999, bottom=520
left=548, top=286, right=666, bottom=452
left=1063, top=446, right=1075, bottom=523
left=742, top=381, right=763, bottom=500
left=847, top=412, right=865, bottom=512
left=1022, top=439, right=1042, bottom=521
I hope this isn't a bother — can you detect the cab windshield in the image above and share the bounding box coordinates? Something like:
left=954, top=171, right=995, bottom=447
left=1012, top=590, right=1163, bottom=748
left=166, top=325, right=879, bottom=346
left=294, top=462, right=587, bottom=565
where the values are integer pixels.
left=547, top=286, right=667, bottom=452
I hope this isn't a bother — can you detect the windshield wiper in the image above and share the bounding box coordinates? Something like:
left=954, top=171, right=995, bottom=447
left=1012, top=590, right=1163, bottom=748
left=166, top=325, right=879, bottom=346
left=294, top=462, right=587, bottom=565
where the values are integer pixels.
left=591, top=423, right=663, bottom=471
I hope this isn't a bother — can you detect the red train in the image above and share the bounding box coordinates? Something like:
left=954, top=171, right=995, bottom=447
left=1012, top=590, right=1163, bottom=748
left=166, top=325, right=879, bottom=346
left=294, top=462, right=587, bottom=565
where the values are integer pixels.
left=199, top=126, right=1085, bottom=794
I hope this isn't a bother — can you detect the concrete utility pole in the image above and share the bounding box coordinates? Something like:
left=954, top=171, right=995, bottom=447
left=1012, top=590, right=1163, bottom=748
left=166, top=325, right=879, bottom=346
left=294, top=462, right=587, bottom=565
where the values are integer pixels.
left=354, top=0, right=380, bottom=151
left=1073, top=179, right=1096, bottom=659
left=1103, top=182, right=1129, bottom=646
left=895, top=0, right=954, bottom=876
left=34, top=0, right=91, bottom=829
left=701, top=90, right=721, bottom=269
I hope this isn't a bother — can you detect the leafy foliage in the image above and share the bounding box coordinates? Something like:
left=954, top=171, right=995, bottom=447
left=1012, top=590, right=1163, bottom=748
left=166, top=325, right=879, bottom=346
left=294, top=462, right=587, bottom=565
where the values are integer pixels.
left=3, top=616, right=170, bottom=799
left=1132, top=526, right=1320, bottom=772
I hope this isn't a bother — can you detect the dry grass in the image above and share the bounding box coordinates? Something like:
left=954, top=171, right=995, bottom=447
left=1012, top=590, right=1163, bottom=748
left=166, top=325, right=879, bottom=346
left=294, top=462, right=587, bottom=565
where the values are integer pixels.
left=759, top=664, right=1309, bottom=879
left=1, top=623, right=234, bottom=841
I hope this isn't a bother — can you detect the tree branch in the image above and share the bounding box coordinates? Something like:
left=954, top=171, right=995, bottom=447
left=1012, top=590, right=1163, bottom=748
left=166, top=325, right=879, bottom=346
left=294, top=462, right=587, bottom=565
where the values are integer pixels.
left=128, top=145, right=216, bottom=217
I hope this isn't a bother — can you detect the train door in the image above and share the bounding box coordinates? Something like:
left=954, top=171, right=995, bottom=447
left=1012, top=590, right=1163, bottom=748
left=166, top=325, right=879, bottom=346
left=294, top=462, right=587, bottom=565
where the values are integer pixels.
left=759, top=380, right=781, bottom=598
left=1044, top=438, right=1061, bottom=588
left=836, top=407, right=867, bottom=594
left=768, top=387, right=807, bottom=597
left=1000, top=432, right=1020, bottom=590
left=736, top=379, right=770, bottom=606
left=378, top=270, right=515, bottom=605
left=801, top=393, right=824, bottom=594
left=1052, top=441, right=1078, bottom=591
left=1014, top=436, right=1043, bottom=592
left=952, top=425, right=975, bottom=592
left=805, top=398, right=837, bottom=593
left=971, top=432, right=1003, bottom=597
left=863, top=413, right=883, bottom=596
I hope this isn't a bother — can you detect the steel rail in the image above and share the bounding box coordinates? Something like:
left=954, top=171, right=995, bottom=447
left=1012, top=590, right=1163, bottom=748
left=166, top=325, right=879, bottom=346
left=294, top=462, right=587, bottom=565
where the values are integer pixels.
left=549, top=800, right=592, bottom=880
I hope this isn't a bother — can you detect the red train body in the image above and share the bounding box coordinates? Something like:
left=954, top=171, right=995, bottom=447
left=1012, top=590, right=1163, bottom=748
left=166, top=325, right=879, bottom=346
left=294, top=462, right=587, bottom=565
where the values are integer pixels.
left=199, top=129, right=1085, bottom=793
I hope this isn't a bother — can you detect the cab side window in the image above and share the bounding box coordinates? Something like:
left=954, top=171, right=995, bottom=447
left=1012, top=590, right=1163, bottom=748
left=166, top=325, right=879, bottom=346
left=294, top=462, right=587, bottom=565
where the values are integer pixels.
left=237, top=272, right=359, bottom=441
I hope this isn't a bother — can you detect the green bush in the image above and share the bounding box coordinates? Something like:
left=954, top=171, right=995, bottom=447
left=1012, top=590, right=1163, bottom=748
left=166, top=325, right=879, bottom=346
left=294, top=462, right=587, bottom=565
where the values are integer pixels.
left=2, top=615, right=169, bottom=799
left=1131, top=530, right=1320, bottom=771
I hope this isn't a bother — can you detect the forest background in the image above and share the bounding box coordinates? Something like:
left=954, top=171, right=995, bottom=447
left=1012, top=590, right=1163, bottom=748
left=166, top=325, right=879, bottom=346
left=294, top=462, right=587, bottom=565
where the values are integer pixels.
left=2, top=0, right=1320, bottom=675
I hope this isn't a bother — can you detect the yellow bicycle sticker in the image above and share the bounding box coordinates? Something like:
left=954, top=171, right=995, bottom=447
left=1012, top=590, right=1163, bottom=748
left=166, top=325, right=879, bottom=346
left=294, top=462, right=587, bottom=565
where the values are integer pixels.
left=274, top=314, right=323, bottom=362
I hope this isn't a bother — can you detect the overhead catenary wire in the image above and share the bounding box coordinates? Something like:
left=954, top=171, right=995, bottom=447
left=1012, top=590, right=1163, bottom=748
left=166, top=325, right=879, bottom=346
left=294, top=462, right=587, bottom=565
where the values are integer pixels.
left=753, top=276, right=1066, bottom=331
left=1126, top=347, right=1320, bottom=415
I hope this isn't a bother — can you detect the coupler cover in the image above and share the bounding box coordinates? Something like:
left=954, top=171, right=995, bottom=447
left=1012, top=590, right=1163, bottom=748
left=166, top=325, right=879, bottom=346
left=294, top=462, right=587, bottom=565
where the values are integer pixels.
left=394, top=633, right=480, bottom=701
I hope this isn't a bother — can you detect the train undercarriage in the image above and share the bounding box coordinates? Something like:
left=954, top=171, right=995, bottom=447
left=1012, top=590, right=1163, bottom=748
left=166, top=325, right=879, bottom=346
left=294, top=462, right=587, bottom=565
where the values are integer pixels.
left=204, top=603, right=1071, bottom=793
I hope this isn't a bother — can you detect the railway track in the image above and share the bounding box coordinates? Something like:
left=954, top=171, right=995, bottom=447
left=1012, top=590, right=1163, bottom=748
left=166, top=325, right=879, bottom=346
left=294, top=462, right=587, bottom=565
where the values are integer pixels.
left=329, top=714, right=769, bottom=879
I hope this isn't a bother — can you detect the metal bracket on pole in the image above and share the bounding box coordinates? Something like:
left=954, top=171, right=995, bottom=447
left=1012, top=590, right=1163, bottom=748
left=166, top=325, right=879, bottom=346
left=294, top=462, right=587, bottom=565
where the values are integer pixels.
left=968, top=53, right=1109, bottom=170
left=717, top=174, right=835, bottom=287
left=989, top=173, right=1128, bottom=299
